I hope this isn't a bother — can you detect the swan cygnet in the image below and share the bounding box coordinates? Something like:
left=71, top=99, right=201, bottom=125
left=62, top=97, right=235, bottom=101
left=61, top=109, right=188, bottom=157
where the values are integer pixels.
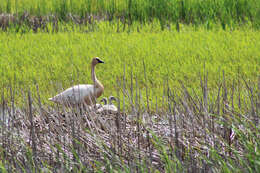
left=94, top=97, right=108, bottom=110
left=48, top=57, right=104, bottom=107
left=96, top=96, right=118, bottom=114
left=85, top=97, right=107, bottom=112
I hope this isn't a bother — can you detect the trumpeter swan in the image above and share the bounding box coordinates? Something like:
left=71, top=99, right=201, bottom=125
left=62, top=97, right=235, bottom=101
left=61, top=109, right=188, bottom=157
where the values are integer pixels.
left=48, top=57, right=104, bottom=106
left=97, top=96, right=118, bottom=114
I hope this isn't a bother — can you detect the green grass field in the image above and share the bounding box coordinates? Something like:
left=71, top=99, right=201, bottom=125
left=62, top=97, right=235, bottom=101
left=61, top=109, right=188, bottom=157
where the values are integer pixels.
left=0, top=23, right=259, bottom=107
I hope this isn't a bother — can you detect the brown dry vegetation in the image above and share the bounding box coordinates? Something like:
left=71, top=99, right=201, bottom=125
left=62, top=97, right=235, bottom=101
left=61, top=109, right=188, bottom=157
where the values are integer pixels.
left=0, top=73, right=259, bottom=172
left=0, top=12, right=113, bottom=32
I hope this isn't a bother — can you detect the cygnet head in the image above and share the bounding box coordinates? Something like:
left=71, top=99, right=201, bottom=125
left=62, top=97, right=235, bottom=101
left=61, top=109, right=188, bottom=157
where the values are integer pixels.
left=108, top=96, right=117, bottom=104
left=100, top=97, right=108, bottom=105
left=92, top=57, right=104, bottom=66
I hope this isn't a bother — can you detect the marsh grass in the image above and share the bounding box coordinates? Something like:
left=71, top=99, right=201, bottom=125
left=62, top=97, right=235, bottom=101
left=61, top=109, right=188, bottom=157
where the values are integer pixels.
left=0, top=70, right=259, bottom=172
left=0, top=23, right=259, bottom=108
left=0, top=0, right=260, bottom=30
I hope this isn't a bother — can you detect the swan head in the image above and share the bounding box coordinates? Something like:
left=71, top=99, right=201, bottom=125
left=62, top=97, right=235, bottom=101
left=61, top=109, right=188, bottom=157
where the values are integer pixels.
left=92, top=57, right=104, bottom=66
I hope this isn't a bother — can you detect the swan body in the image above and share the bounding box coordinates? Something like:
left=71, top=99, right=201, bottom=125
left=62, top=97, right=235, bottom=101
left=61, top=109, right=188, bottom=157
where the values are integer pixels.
left=97, top=96, right=118, bottom=114
left=48, top=84, right=103, bottom=106
left=49, top=57, right=104, bottom=106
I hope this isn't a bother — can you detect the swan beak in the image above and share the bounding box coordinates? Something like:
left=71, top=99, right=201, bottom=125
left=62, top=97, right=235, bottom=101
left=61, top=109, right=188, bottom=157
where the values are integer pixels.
left=98, top=59, right=104, bottom=63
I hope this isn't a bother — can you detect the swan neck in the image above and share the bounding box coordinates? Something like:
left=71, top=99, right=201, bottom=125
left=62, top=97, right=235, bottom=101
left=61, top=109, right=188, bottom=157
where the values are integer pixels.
left=91, top=64, right=97, bottom=83
left=91, top=64, right=103, bottom=88
left=90, top=63, right=104, bottom=99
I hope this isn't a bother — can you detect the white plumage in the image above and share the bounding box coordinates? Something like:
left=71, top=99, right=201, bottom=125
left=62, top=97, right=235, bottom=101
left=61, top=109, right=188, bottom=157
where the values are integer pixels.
left=49, top=84, right=99, bottom=106
left=48, top=57, right=104, bottom=106
left=96, top=96, right=118, bottom=114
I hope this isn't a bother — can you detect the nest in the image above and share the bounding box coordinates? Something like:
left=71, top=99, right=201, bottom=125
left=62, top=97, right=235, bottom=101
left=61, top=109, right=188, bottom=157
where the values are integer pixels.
left=0, top=100, right=250, bottom=172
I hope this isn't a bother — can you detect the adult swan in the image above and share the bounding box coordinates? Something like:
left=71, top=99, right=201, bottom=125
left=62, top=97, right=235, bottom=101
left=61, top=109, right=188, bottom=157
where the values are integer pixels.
left=48, top=57, right=105, bottom=107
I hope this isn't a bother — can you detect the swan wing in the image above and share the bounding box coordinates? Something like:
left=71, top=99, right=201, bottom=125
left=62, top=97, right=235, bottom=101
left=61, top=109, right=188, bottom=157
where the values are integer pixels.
left=108, top=105, right=118, bottom=113
left=49, top=84, right=94, bottom=105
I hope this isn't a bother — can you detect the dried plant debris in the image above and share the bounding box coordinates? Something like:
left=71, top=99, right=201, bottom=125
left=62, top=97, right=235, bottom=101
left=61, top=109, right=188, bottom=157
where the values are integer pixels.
left=0, top=12, right=108, bottom=32
left=0, top=75, right=259, bottom=172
